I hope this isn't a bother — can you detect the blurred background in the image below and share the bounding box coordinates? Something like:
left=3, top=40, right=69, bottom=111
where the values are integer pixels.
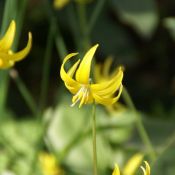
left=0, top=0, right=175, bottom=175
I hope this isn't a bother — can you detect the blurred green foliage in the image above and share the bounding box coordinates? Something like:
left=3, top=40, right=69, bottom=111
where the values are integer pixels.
left=0, top=0, right=175, bottom=174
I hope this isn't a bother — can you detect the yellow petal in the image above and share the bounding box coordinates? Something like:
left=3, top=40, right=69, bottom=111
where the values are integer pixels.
left=64, top=59, right=81, bottom=94
left=91, top=66, right=123, bottom=96
left=60, top=52, right=80, bottom=90
left=76, top=44, right=99, bottom=84
left=0, top=32, right=32, bottom=62
left=123, top=153, right=144, bottom=175
left=94, top=63, right=103, bottom=83
left=67, top=59, right=80, bottom=77
left=141, top=161, right=151, bottom=175
left=93, top=85, right=122, bottom=105
left=103, top=56, right=113, bottom=77
left=0, top=20, right=16, bottom=51
left=112, top=164, right=120, bottom=175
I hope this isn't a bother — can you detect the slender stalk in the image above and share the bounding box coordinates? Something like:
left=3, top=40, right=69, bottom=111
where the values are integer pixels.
left=77, top=4, right=90, bottom=52
left=154, top=131, right=175, bottom=164
left=88, top=0, right=106, bottom=34
left=45, top=0, right=68, bottom=59
left=39, top=23, right=54, bottom=115
left=122, top=86, right=156, bottom=161
left=92, top=103, right=98, bottom=175
left=10, top=69, right=37, bottom=115
left=0, top=0, right=29, bottom=117
left=0, top=0, right=17, bottom=118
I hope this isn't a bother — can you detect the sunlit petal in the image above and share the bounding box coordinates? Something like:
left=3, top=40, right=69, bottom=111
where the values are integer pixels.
left=67, top=59, right=80, bottom=77
left=93, top=85, right=123, bottom=105
left=141, top=161, right=150, bottom=175
left=60, top=52, right=80, bottom=87
left=112, top=164, right=120, bottom=175
left=0, top=20, right=16, bottom=51
left=91, top=66, right=123, bottom=96
left=123, top=153, right=144, bottom=175
left=0, top=32, right=32, bottom=62
left=94, top=63, right=102, bottom=83
left=103, top=56, right=113, bottom=77
left=76, top=44, right=99, bottom=84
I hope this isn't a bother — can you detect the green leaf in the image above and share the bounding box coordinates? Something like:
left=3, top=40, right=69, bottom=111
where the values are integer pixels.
left=112, top=0, right=158, bottom=38
left=163, top=17, right=175, bottom=40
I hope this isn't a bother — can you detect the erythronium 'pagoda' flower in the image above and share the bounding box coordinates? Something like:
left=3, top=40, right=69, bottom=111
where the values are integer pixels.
left=112, top=161, right=150, bottom=175
left=0, top=20, right=32, bottom=69
left=39, top=152, right=64, bottom=175
left=60, top=44, right=124, bottom=108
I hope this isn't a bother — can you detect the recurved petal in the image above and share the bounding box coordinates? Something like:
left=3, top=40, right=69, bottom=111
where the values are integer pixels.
left=91, top=66, right=123, bottom=96
left=67, top=59, right=80, bottom=77
left=112, top=164, right=120, bottom=175
left=94, top=63, right=103, bottom=83
left=103, top=56, right=113, bottom=77
left=76, top=44, right=99, bottom=84
left=141, top=161, right=151, bottom=175
left=123, top=153, right=144, bottom=175
left=93, top=84, right=123, bottom=105
left=60, top=52, right=80, bottom=89
left=0, top=32, right=32, bottom=62
left=0, top=20, right=16, bottom=51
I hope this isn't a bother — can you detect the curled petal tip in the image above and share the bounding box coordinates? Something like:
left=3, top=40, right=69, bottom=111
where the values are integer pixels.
left=28, top=32, right=32, bottom=39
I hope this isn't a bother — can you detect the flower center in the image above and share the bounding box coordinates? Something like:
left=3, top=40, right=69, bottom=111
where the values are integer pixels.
left=71, top=85, right=90, bottom=107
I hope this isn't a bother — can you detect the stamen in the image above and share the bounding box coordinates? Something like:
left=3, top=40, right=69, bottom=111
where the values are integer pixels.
left=70, top=85, right=90, bottom=107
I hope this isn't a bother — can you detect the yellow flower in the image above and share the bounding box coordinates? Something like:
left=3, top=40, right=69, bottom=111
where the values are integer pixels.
left=39, top=152, right=64, bottom=175
left=0, top=20, right=32, bottom=69
left=54, top=0, right=70, bottom=9
left=112, top=160, right=151, bottom=175
left=60, top=44, right=124, bottom=108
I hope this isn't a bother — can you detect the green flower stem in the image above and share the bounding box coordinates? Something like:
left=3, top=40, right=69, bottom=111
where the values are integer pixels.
left=39, top=22, right=54, bottom=115
left=122, top=86, right=156, bottom=161
left=10, top=70, right=37, bottom=115
left=77, top=4, right=91, bottom=52
left=88, top=0, right=106, bottom=34
left=0, top=0, right=17, bottom=118
left=67, top=4, right=81, bottom=49
left=45, top=0, right=68, bottom=59
left=155, top=131, right=175, bottom=164
left=0, top=0, right=28, bottom=117
left=92, top=103, right=98, bottom=175
left=0, top=71, right=10, bottom=118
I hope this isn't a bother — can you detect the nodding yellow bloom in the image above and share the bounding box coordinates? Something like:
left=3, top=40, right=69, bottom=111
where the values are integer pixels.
left=0, top=20, right=32, bottom=69
left=60, top=44, right=124, bottom=108
left=112, top=161, right=151, bottom=175
left=39, top=152, right=64, bottom=175
left=54, top=0, right=70, bottom=9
